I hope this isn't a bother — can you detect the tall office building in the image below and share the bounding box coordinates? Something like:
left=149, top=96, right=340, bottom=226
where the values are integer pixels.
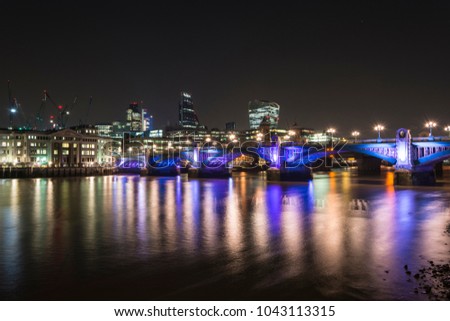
left=141, top=108, right=153, bottom=131
left=248, top=99, right=280, bottom=129
left=225, top=121, right=236, bottom=131
left=126, top=102, right=142, bottom=132
left=179, top=92, right=200, bottom=128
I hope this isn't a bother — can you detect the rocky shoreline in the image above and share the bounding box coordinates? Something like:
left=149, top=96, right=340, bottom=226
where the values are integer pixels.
left=407, top=224, right=450, bottom=300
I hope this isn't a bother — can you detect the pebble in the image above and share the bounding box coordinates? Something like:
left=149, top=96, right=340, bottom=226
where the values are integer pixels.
left=412, top=259, right=450, bottom=300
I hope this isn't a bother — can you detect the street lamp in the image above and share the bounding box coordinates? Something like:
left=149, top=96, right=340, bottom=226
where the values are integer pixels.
left=445, top=125, right=450, bottom=137
left=351, top=131, right=360, bottom=143
left=326, top=128, right=336, bottom=143
left=229, top=134, right=236, bottom=141
left=374, top=124, right=384, bottom=141
left=425, top=121, right=437, bottom=137
left=256, top=132, right=263, bottom=142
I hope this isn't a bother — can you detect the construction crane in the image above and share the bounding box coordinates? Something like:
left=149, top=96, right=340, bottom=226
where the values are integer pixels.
left=43, top=90, right=60, bottom=129
left=35, top=90, right=79, bottom=130
left=35, top=90, right=48, bottom=130
left=85, top=96, right=93, bottom=125
left=38, top=90, right=75, bottom=130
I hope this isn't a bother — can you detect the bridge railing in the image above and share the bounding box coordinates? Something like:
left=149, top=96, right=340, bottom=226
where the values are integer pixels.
left=348, top=138, right=396, bottom=144
left=347, top=136, right=450, bottom=144
left=411, top=136, right=450, bottom=142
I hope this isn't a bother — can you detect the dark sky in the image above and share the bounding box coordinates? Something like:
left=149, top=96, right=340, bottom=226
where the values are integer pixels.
left=1, top=1, right=450, bottom=137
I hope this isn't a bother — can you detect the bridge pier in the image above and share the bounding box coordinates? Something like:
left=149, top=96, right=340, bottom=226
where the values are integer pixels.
left=394, top=168, right=436, bottom=186
left=188, top=165, right=231, bottom=178
left=435, top=162, right=444, bottom=178
left=147, top=163, right=179, bottom=176
left=266, top=164, right=313, bottom=181
left=356, top=156, right=382, bottom=175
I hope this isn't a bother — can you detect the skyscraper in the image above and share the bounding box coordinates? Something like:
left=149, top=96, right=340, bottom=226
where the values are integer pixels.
left=248, top=99, right=280, bottom=129
left=225, top=121, right=236, bottom=131
left=179, top=92, right=200, bottom=129
left=126, top=102, right=142, bottom=132
left=141, top=108, right=153, bottom=131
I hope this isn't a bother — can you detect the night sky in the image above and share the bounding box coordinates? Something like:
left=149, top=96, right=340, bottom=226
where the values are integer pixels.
left=1, top=1, right=450, bottom=137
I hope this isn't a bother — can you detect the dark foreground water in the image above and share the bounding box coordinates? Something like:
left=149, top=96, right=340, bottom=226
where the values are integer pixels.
left=1, top=170, right=450, bottom=300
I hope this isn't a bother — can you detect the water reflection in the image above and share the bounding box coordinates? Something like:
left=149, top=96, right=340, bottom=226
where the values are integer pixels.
left=0, top=171, right=450, bottom=300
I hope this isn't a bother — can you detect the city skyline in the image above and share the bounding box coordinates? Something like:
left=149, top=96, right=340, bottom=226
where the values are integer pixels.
left=2, top=1, right=450, bottom=308
left=1, top=2, right=450, bottom=135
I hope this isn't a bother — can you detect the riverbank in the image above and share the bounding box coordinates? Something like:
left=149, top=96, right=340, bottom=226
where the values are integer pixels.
left=0, top=166, right=117, bottom=178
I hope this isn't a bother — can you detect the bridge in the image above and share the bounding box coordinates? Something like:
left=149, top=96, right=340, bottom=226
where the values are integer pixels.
left=123, top=128, right=450, bottom=185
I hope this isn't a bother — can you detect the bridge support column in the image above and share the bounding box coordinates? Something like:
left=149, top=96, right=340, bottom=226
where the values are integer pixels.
left=435, top=162, right=444, bottom=178
left=267, top=164, right=313, bottom=181
left=356, top=156, right=382, bottom=175
left=266, top=167, right=280, bottom=181
left=394, top=168, right=436, bottom=186
left=148, top=163, right=179, bottom=176
left=188, top=165, right=231, bottom=178
left=281, top=165, right=313, bottom=181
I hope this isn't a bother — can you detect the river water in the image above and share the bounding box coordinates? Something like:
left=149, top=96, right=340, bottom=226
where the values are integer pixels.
left=1, top=170, right=450, bottom=300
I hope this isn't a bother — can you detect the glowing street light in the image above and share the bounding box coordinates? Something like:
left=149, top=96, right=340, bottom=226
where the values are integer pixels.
left=425, top=121, right=437, bottom=137
left=205, top=137, right=211, bottom=143
left=256, top=132, right=263, bottom=142
left=288, top=130, right=296, bottom=136
left=445, top=125, right=450, bottom=137
left=351, top=131, right=360, bottom=143
left=229, top=134, right=236, bottom=141
left=327, top=128, right=336, bottom=142
left=374, top=124, right=384, bottom=141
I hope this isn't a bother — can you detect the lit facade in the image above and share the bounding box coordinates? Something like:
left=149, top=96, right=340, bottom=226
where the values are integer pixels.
left=0, top=131, right=48, bottom=164
left=248, top=99, right=280, bottom=129
left=96, top=123, right=113, bottom=137
left=126, top=102, right=142, bottom=132
left=0, top=129, right=113, bottom=166
left=141, top=108, right=153, bottom=131
left=179, top=92, right=201, bottom=129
